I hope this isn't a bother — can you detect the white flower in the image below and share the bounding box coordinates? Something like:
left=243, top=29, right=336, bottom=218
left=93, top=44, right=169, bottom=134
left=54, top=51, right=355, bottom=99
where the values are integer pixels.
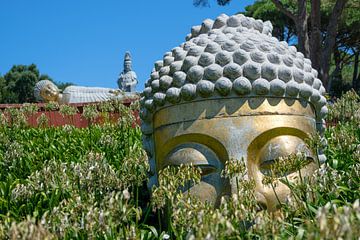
left=122, top=189, right=130, bottom=200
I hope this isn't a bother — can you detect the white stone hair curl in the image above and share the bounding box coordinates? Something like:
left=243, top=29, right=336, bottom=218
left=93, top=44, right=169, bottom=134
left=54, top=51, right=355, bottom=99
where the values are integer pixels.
left=34, top=80, right=58, bottom=102
left=140, top=13, right=328, bottom=190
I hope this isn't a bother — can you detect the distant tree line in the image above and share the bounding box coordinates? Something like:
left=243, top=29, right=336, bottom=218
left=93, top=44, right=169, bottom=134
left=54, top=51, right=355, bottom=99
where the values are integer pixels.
left=194, top=0, right=360, bottom=97
left=0, top=64, right=72, bottom=104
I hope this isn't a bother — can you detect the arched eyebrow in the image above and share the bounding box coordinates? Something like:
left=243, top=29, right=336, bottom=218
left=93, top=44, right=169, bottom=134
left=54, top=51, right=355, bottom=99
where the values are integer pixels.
left=163, top=144, right=222, bottom=169
left=160, top=133, right=229, bottom=166
left=247, top=127, right=310, bottom=159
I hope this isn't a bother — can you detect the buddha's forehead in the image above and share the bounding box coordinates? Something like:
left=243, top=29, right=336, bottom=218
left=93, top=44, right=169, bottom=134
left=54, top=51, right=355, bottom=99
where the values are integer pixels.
left=153, top=98, right=316, bottom=162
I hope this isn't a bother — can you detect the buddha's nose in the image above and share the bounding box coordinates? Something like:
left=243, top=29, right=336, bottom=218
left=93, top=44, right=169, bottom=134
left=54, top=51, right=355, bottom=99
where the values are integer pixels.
left=255, top=192, right=268, bottom=211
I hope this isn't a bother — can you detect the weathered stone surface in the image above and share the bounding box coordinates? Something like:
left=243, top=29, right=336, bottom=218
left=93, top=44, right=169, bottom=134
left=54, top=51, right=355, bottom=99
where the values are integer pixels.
left=140, top=14, right=328, bottom=207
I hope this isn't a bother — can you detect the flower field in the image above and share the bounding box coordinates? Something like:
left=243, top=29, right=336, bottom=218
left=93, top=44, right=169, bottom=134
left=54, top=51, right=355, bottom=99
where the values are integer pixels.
left=0, top=93, right=359, bottom=239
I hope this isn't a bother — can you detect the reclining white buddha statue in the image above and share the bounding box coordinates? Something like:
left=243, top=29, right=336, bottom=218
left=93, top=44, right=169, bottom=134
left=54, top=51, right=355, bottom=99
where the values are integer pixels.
left=34, top=80, right=137, bottom=104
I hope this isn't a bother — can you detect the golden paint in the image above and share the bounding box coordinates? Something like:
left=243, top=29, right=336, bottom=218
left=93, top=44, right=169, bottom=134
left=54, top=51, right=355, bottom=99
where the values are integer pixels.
left=40, top=83, right=60, bottom=102
left=153, top=97, right=318, bottom=209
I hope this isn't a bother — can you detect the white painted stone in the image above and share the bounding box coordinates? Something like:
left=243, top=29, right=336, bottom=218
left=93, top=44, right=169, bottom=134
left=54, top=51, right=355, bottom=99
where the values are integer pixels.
left=172, top=47, right=187, bottom=61
left=313, top=78, right=322, bottom=90
left=304, top=72, right=314, bottom=85
left=299, top=83, right=313, bottom=98
left=159, top=66, right=170, bottom=77
left=215, top=77, right=232, bottom=96
left=191, top=25, right=201, bottom=37
left=294, top=58, right=304, bottom=69
left=182, top=56, right=198, bottom=72
left=233, top=77, right=252, bottom=95
left=304, top=64, right=312, bottom=72
left=250, top=51, right=266, bottom=63
left=151, top=80, right=160, bottom=92
left=293, top=68, right=304, bottom=83
left=320, top=106, right=328, bottom=119
left=312, top=69, right=318, bottom=78
left=296, top=52, right=304, bottom=60
left=222, top=40, right=238, bottom=52
left=166, top=87, right=181, bottom=103
left=187, top=65, right=204, bottom=83
left=267, top=53, right=281, bottom=64
left=253, top=20, right=264, bottom=32
left=233, top=49, right=249, bottom=66
left=215, top=51, right=232, bottom=66
left=310, top=90, right=321, bottom=103
left=274, top=44, right=287, bottom=55
left=257, top=42, right=271, bottom=53
left=286, top=81, right=299, bottom=96
left=181, top=84, right=197, bottom=101
left=253, top=78, right=270, bottom=95
left=243, top=62, right=261, bottom=80
left=196, top=37, right=210, bottom=47
left=270, top=79, right=286, bottom=96
left=214, top=34, right=228, bottom=46
left=200, top=19, right=214, bottom=34
left=205, top=42, right=221, bottom=54
left=188, top=46, right=204, bottom=57
left=159, top=76, right=173, bottom=90
left=197, top=80, right=215, bottom=97
left=261, top=63, right=277, bottom=80
left=170, top=61, right=183, bottom=74
left=319, top=86, right=326, bottom=95
left=204, top=64, right=223, bottom=81
left=153, top=92, right=166, bottom=106
left=227, top=15, right=242, bottom=27
left=240, top=40, right=256, bottom=52
left=144, top=99, right=155, bottom=112
left=173, top=71, right=187, bottom=87
left=155, top=61, right=163, bottom=71
left=199, top=52, right=215, bottom=67
left=143, top=87, right=153, bottom=98
left=213, top=14, right=229, bottom=29
left=163, top=56, right=174, bottom=66
left=282, top=55, right=294, bottom=67
left=223, top=63, right=242, bottom=80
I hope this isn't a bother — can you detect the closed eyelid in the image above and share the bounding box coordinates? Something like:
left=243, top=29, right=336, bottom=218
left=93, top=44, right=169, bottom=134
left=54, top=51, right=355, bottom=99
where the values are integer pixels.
left=257, top=136, right=315, bottom=177
left=163, top=144, right=222, bottom=170
left=260, top=136, right=313, bottom=158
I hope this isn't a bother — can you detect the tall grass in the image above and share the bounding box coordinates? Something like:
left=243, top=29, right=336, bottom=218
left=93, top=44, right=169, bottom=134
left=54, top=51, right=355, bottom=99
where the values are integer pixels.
left=0, top=93, right=359, bottom=239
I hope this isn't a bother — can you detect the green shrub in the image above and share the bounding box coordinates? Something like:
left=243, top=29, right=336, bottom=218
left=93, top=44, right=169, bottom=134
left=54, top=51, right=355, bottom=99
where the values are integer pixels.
left=0, top=94, right=359, bottom=239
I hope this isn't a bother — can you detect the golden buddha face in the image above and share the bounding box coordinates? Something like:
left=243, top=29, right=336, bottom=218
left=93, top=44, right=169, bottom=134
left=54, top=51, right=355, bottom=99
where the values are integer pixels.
left=40, top=83, right=60, bottom=102
left=153, top=97, right=318, bottom=211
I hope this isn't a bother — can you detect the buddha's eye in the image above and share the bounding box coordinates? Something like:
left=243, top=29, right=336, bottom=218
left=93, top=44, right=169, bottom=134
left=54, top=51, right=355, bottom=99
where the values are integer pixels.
left=258, top=135, right=314, bottom=177
left=164, top=143, right=221, bottom=177
left=196, top=164, right=218, bottom=176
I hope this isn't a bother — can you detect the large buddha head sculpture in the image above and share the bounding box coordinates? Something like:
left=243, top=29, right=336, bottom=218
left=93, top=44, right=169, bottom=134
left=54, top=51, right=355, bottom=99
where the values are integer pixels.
left=140, top=14, right=327, bottom=211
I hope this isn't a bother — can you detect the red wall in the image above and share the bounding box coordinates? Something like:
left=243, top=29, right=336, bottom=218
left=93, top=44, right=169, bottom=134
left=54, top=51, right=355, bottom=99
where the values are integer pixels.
left=0, top=99, right=139, bottom=128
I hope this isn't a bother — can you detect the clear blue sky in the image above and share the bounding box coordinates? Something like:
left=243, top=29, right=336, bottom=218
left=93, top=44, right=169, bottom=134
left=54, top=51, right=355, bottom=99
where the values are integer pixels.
left=0, top=0, right=254, bottom=91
